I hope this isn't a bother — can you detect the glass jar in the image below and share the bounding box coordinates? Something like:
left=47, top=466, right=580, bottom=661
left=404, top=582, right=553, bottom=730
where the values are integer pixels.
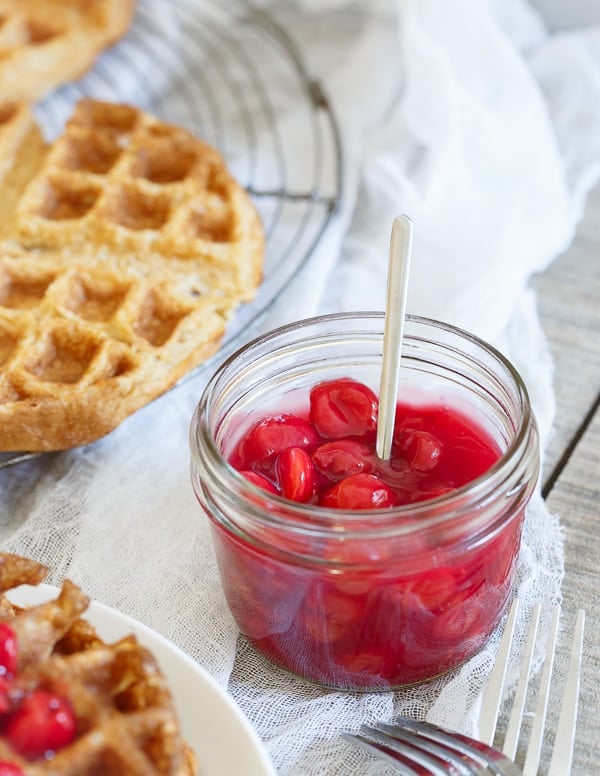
left=189, top=313, right=540, bottom=691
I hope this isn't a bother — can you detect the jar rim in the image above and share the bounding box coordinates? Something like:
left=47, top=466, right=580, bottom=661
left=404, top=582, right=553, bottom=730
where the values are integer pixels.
left=190, top=312, right=539, bottom=537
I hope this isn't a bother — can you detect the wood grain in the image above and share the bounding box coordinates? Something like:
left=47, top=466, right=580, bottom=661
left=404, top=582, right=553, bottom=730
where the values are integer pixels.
left=545, top=411, right=599, bottom=773
left=534, top=183, right=600, bottom=774
left=534, top=186, right=600, bottom=489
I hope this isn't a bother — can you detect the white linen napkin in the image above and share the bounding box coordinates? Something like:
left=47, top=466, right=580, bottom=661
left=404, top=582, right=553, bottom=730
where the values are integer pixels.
left=2, top=1, right=600, bottom=774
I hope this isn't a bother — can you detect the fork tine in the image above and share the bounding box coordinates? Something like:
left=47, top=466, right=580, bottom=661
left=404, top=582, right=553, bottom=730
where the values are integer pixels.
left=373, top=723, right=479, bottom=775
left=503, top=603, right=541, bottom=759
left=522, top=606, right=560, bottom=776
left=383, top=719, right=524, bottom=776
left=342, top=730, right=448, bottom=775
left=479, top=598, right=520, bottom=745
left=342, top=732, right=423, bottom=775
left=547, top=608, right=586, bottom=776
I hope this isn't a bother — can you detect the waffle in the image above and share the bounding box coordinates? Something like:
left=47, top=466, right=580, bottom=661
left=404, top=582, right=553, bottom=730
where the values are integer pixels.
left=0, top=0, right=135, bottom=103
left=0, top=99, right=264, bottom=451
left=0, top=552, right=196, bottom=774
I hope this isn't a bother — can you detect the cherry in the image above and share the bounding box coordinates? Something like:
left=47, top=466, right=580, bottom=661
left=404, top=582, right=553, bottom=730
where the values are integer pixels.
left=395, top=430, right=441, bottom=472
left=430, top=602, right=483, bottom=645
left=320, top=535, right=393, bottom=569
left=312, top=439, right=374, bottom=480
left=4, top=690, right=76, bottom=760
left=0, top=624, right=18, bottom=678
left=320, top=473, right=396, bottom=510
left=0, top=676, right=11, bottom=714
left=233, top=414, right=319, bottom=469
left=0, top=764, right=24, bottom=776
left=336, top=649, right=391, bottom=678
left=302, top=587, right=366, bottom=643
left=309, top=379, right=378, bottom=439
left=414, top=484, right=455, bottom=503
left=276, top=447, right=315, bottom=503
left=220, top=378, right=512, bottom=689
left=240, top=470, right=278, bottom=494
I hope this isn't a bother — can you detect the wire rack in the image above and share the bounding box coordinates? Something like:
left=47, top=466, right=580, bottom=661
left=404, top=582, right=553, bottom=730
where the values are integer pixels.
left=0, top=0, right=343, bottom=469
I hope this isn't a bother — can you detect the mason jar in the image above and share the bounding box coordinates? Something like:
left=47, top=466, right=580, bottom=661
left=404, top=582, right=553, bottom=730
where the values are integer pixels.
left=189, top=313, right=540, bottom=691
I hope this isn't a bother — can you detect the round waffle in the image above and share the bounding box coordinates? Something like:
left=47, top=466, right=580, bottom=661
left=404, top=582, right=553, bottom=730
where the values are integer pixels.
left=0, top=552, right=196, bottom=774
left=0, top=99, right=264, bottom=452
left=0, top=0, right=135, bottom=103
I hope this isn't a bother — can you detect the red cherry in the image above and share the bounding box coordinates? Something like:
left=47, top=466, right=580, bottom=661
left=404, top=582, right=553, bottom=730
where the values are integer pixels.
left=276, top=447, right=316, bottom=503
left=0, top=676, right=12, bottom=714
left=302, top=587, right=366, bottom=643
left=336, top=650, right=387, bottom=676
left=413, top=485, right=455, bottom=503
left=312, top=440, right=374, bottom=481
left=395, top=430, right=441, bottom=472
left=309, top=379, right=378, bottom=439
left=320, top=473, right=396, bottom=510
left=5, top=690, right=76, bottom=760
left=0, top=763, right=24, bottom=776
left=0, top=624, right=18, bottom=678
left=233, top=414, right=319, bottom=468
left=240, top=470, right=278, bottom=494
left=430, top=602, right=483, bottom=644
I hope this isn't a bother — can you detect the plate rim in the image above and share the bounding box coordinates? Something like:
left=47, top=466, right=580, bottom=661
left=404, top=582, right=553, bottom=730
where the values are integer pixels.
left=8, top=583, right=276, bottom=776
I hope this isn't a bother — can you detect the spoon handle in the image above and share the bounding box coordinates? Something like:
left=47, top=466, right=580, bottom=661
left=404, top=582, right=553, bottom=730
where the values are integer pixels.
left=376, top=214, right=413, bottom=460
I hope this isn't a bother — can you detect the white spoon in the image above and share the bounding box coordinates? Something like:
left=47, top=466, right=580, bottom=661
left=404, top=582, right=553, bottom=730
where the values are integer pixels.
left=375, top=214, right=414, bottom=460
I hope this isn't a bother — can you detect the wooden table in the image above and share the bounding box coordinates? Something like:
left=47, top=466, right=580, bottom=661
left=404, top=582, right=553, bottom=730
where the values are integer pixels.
left=532, top=184, right=600, bottom=773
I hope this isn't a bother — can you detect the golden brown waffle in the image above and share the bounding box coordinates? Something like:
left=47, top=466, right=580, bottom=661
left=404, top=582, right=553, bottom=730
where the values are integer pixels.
left=0, top=552, right=196, bottom=775
left=0, top=99, right=264, bottom=452
left=0, top=0, right=135, bottom=102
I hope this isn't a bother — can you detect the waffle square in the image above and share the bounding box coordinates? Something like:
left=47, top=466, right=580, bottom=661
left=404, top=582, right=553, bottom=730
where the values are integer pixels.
left=0, top=0, right=135, bottom=102
left=0, top=552, right=196, bottom=774
left=0, top=100, right=264, bottom=452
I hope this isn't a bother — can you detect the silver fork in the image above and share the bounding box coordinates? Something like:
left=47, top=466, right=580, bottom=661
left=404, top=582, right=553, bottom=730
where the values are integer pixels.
left=346, top=718, right=522, bottom=775
left=344, top=600, right=585, bottom=775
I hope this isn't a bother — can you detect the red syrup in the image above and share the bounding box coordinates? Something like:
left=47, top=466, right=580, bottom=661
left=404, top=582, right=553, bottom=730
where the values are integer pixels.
left=209, top=378, right=524, bottom=690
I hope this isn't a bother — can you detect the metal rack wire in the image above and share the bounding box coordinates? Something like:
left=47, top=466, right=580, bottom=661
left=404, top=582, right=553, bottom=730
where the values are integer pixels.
left=1, top=0, right=343, bottom=469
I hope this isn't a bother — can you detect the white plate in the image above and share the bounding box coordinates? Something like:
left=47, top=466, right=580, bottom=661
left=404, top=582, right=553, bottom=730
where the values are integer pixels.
left=9, top=584, right=276, bottom=776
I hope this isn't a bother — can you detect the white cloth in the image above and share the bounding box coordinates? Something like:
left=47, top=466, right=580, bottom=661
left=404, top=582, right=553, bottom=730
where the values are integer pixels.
left=2, top=1, right=600, bottom=773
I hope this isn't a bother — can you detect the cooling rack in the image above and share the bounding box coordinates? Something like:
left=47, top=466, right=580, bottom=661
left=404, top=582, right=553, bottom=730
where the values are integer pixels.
left=0, top=0, right=343, bottom=469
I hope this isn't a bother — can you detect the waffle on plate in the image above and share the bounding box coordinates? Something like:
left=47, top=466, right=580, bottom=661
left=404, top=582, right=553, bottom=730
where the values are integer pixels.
left=0, top=552, right=196, bottom=775
left=0, top=0, right=135, bottom=103
left=0, top=99, right=264, bottom=452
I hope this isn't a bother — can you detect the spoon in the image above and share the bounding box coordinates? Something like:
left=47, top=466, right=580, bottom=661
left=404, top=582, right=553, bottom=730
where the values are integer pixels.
left=375, top=214, right=413, bottom=460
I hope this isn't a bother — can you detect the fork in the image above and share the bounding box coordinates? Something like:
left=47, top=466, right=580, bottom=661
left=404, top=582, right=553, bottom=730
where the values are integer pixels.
left=344, top=600, right=586, bottom=775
